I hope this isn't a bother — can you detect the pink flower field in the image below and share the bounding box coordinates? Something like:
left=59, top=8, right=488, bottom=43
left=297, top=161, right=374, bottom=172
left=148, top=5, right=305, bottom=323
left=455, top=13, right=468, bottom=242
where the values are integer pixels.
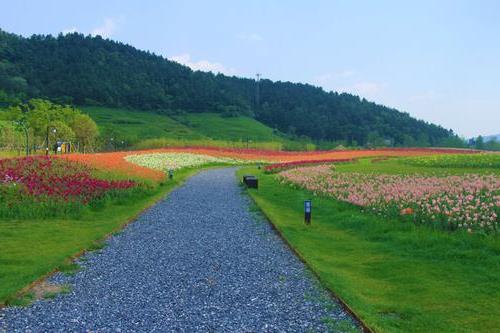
left=279, top=165, right=500, bottom=233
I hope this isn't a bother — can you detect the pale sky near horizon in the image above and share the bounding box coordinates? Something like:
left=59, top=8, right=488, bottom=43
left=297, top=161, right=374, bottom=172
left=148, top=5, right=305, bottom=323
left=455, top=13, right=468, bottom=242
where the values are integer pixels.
left=1, top=0, right=498, bottom=137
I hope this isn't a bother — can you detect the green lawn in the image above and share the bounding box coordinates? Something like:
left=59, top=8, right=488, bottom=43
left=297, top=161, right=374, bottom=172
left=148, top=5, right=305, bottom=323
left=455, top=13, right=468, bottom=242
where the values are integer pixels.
left=335, top=157, right=500, bottom=176
left=238, top=166, right=500, bottom=332
left=0, top=167, right=199, bottom=305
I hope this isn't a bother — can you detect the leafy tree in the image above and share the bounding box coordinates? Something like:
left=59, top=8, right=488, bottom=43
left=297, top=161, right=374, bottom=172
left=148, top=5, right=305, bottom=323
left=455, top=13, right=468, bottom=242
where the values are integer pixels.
left=51, top=120, right=75, bottom=143
left=70, top=113, right=99, bottom=152
left=0, top=122, right=23, bottom=152
left=484, top=139, right=500, bottom=151
left=402, top=134, right=417, bottom=147
left=436, top=136, right=467, bottom=148
left=366, top=131, right=387, bottom=147
left=4, top=98, right=98, bottom=153
left=475, top=136, right=485, bottom=150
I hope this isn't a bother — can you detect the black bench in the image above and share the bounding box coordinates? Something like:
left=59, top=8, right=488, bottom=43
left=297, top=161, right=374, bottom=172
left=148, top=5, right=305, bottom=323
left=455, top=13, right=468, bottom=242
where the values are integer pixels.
left=243, top=175, right=258, bottom=189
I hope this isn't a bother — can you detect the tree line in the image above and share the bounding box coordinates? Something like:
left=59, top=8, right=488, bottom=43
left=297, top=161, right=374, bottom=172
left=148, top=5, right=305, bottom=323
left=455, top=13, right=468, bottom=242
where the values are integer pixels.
left=0, top=99, right=98, bottom=154
left=0, top=29, right=460, bottom=147
left=469, top=136, right=500, bottom=151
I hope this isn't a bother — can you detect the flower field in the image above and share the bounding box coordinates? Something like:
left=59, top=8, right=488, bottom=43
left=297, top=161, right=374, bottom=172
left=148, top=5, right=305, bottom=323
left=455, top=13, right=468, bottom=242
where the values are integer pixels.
left=5, top=147, right=480, bottom=220
left=279, top=164, right=500, bottom=233
left=124, top=152, right=244, bottom=171
left=55, top=147, right=477, bottom=182
left=147, top=147, right=476, bottom=162
left=61, top=152, right=166, bottom=182
left=0, top=156, right=136, bottom=218
left=6, top=147, right=475, bottom=218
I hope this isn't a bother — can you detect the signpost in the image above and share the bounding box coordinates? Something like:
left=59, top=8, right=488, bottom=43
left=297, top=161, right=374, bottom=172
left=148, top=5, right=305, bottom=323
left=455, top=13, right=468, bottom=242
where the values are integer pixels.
left=304, top=200, right=312, bottom=225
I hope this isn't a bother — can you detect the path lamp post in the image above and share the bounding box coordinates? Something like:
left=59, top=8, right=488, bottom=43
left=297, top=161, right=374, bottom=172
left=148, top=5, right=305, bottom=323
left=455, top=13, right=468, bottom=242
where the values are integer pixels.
left=168, top=169, right=174, bottom=180
left=45, top=126, right=57, bottom=156
left=304, top=200, right=312, bottom=225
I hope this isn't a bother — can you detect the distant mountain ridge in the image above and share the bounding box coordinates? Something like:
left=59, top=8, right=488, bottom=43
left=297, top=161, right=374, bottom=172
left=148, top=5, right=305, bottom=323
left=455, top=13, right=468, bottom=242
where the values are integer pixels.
left=0, top=29, right=456, bottom=146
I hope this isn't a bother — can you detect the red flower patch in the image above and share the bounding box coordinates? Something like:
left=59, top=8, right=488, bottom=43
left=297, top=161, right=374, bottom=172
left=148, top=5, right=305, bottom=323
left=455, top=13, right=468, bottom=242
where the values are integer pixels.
left=0, top=156, right=135, bottom=203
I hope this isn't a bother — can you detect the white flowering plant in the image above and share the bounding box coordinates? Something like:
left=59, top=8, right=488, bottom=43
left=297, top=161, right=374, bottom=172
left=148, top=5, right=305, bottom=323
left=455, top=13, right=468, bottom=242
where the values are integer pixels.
left=125, top=153, right=244, bottom=171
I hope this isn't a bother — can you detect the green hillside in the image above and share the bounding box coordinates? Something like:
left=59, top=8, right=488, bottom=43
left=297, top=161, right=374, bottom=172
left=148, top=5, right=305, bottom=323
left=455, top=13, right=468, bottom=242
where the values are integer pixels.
left=173, top=113, right=285, bottom=142
left=82, top=107, right=204, bottom=143
left=82, top=107, right=306, bottom=149
left=0, top=30, right=458, bottom=146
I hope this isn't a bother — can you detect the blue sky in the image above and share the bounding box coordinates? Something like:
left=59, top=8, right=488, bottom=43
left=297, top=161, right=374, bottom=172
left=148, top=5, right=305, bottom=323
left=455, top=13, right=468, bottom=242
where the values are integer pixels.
left=1, top=0, right=499, bottom=137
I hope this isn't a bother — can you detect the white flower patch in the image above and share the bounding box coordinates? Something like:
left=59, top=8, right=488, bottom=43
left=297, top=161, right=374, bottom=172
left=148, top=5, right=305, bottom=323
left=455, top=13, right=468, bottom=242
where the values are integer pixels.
left=125, top=153, right=243, bottom=171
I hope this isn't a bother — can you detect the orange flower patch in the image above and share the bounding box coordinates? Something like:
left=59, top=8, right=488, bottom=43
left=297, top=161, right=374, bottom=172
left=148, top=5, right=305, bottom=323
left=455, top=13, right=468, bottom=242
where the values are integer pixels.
left=60, top=152, right=165, bottom=182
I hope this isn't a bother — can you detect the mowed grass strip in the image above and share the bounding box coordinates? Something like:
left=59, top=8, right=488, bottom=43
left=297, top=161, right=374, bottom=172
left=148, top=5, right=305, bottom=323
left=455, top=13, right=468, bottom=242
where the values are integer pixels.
left=238, top=167, right=500, bottom=332
left=0, top=167, right=199, bottom=305
left=335, top=157, right=500, bottom=176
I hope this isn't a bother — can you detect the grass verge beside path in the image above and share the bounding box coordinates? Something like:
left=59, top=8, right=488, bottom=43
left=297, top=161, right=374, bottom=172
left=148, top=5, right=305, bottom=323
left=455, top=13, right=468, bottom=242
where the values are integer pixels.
left=237, top=167, right=500, bottom=332
left=0, top=167, right=200, bottom=306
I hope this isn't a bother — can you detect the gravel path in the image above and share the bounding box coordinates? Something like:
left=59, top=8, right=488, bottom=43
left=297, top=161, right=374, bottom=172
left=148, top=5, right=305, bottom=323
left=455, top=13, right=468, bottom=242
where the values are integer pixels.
left=1, top=168, right=359, bottom=332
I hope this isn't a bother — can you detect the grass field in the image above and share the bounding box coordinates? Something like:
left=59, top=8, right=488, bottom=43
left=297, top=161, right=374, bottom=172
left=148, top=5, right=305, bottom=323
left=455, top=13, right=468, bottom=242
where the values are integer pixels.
left=81, top=106, right=205, bottom=143
left=81, top=107, right=310, bottom=149
left=334, top=155, right=500, bottom=175
left=238, top=157, right=500, bottom=332
left=0, top=166, right=200, bottom=305
left=174, top=112, right=285, bottom=142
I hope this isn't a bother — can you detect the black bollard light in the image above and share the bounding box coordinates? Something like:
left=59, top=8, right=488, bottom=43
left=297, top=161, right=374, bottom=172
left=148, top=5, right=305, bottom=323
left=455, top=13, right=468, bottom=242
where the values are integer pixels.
left=304, top=200, right=312, bottom=225
left=168, top=169, right=174, bottom=180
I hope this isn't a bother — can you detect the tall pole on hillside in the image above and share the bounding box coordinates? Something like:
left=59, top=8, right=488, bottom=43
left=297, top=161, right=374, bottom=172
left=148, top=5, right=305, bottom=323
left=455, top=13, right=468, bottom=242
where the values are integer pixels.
left=255, top=73, right=261, bottom=111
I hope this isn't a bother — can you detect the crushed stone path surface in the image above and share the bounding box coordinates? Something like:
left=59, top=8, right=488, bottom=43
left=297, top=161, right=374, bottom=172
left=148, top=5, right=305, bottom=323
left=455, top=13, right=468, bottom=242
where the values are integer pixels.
left=1, top=168, right=359, bottom=332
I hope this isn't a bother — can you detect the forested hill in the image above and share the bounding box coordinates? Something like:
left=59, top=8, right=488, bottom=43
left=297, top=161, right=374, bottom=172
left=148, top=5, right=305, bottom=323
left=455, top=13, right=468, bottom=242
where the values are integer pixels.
left=0, top=29, right=455, bottom=146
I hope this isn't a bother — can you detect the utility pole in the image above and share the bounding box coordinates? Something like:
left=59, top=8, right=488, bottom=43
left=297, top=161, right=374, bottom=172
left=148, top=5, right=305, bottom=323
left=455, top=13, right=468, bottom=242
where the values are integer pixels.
left=255, top=73, right=261, bottom=111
